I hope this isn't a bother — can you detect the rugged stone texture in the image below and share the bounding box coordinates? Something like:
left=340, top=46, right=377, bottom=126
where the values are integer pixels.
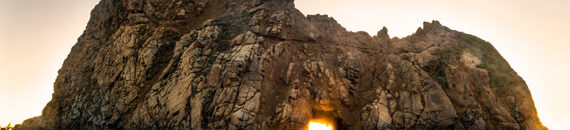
left=19, top=0, right=546, bottom=129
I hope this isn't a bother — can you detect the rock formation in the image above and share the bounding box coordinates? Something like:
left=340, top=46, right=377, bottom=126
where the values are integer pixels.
left=19, top=0, right=547, bottom=129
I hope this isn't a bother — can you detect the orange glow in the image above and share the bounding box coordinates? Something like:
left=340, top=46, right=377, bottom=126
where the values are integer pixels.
left=308, top=119, right=333, bottom=130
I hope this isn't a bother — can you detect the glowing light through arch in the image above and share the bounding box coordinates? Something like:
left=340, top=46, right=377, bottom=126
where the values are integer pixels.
left=308, top=120, right=333, bottom=130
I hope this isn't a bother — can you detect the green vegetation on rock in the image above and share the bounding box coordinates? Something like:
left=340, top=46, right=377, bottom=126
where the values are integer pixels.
left=424, top=32, right=518, bottom=95
left=211, top=10, right=252, bottom=52
left=456, top=33, right=518, bottom=95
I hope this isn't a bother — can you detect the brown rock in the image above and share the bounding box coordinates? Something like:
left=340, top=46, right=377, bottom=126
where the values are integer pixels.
left=19, top=0, right=547, bottom=130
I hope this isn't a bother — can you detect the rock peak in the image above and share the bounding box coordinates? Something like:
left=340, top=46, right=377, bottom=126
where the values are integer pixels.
left=378, top=26, right=388, bottom=36
left=376, top=26, right=390, bottom=42
left=423, top=20, right=443, bottom=30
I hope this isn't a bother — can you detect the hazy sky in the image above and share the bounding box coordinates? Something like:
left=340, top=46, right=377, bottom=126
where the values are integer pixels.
left=0, top=0, right=100, bottom=127
left=1, top=0, right=569, bottom=129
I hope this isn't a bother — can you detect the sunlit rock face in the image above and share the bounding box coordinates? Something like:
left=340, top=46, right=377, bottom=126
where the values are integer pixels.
left=18, top=0, right=547, bottom=129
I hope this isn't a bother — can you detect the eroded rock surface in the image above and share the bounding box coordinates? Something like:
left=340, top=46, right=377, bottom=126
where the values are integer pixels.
left=19, top=0, right=546, bottom=129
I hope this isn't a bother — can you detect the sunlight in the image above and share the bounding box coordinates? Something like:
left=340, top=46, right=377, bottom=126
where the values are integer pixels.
left=308, top=120, right=333, bottom=130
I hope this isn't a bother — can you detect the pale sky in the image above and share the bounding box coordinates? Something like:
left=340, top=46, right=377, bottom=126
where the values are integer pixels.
left=0, top=0, right=100, bottom=127
left=1, top=0, right=569, bottom=129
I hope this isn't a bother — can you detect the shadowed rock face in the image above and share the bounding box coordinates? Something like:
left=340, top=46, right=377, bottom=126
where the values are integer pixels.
left=18, top=0, right=546, bottom=129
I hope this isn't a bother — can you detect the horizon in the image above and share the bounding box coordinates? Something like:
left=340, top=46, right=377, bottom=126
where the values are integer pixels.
left=1, top=0, right=569, bottom=129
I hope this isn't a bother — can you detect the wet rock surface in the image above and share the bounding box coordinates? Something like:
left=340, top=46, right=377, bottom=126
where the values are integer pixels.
left=18, top=0, right=546, bottom=129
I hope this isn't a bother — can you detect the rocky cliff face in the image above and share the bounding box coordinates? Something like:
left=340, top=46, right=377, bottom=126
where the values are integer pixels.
left=19, top=0, right=546, bottom=129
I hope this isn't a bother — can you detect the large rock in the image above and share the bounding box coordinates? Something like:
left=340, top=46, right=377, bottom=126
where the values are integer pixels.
left=19, top=0, right=547, bottom=129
